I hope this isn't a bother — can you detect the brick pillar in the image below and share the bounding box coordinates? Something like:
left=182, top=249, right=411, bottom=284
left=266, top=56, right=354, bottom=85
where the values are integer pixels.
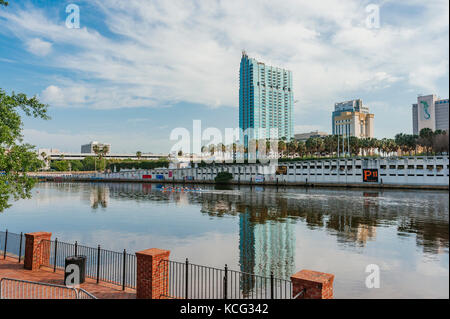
left=136, top=248, right=170, bottom=299
left=24, top=232, right=52, bottom=271
left=291, top=269, right=334, bottom=299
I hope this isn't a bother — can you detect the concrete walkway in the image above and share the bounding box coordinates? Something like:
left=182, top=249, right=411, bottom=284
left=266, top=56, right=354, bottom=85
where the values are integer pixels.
left=0, top=256, right=135, bottom=299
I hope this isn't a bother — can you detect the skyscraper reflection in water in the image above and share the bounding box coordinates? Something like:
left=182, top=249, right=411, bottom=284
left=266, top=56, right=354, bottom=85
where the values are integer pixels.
left=239, top=208, right=295, bottom=296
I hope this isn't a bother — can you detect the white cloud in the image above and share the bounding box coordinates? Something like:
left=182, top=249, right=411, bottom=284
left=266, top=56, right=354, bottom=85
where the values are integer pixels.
left=25, top=38, right=52, bottom=56
left=0, top=0, right=448, bottom=118
left=40, top=85, right=64, bottom=105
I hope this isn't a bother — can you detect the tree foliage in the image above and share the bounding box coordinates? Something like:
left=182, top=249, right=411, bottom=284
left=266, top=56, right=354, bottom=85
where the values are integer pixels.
left=214, top=171, right=233, bottom=183
left=0, top=88, right=49, bottom=211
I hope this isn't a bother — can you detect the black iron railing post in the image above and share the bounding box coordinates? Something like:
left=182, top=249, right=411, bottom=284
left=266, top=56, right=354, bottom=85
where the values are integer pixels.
left=3, top=229, right=8, bottom=259
left=53, top=238, right=58, bottom=272
left=185, top=258, right=189, bottom=299
left=223, top=264, right=228, bottom=300
left=122, top=249, right=126, bottom=290
left=74, top=241, right=78, bottom=256
left=18, top=232, right=23, bottom=263
left=96, top=245, right=101, bottom=284
left=270, top=271, right=274, bottom=299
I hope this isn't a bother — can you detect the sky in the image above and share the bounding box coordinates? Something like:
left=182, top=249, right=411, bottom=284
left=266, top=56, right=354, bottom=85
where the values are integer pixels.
left=0, top=0, right=448, bottom=154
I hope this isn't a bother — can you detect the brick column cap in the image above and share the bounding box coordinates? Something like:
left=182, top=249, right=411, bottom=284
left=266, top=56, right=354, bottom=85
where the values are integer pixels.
left=291, top=269, right=334, bottom=286
left=136, top=248, right=170, bottom=257
left=24, top=232, right=52, bottom=238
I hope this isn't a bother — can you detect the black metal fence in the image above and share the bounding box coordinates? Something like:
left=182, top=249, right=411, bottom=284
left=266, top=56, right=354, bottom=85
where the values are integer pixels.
left=0, top=277, right=97, bottom=299
left=40, top=239, right=136, bottom=289
left=160, top=259, right=293, bottom=299
left=0, top=230, right=26, bottom=262
left=1, top=229, right=295, bottom=299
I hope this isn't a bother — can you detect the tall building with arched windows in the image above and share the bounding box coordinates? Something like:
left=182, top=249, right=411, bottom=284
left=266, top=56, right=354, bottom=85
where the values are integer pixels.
left=332, top=99, right=374, bottom=138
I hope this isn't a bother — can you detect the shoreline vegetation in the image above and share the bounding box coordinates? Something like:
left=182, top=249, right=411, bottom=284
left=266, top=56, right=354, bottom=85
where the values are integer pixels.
left=44, top=153, right=449, bottom=172
left=42, top=128, right=448, bottom=172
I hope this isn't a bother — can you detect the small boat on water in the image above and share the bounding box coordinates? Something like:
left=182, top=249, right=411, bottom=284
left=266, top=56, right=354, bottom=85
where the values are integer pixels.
left=160, top=186, right=202, bottom=193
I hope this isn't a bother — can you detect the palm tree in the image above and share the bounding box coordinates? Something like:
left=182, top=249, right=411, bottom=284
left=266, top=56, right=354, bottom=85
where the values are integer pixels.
left=92, top=145, right=99, bottom=171
left=136, top=151, right=142, bottom=160
left=296, top=141, right=306, bottom=158
left=360, top=138, right=369, bottom=156
left=278, top=140, right=286, bottom=158
left=265, top=140, right=271, bottom=155
left=315, top=138, right=325, bottom=156
left=209, top=144, right=215, bottom=156
left=388, top=139, right=399, bottom=156
left=432, top=130, right=449, bottom=154
left=40, top=151, right=48, bottom=169
left=323, top=135, right=336, bottom=157
left=419, top=128, right=434, bottom=155
left=306, top=137, right=324, bottom=157
left=93, top=144, right=109, bottom=171
left=380, top=138, right=389, bottom=156
left=368, top=137, right=378, bottom=156
left=349, top=136, right=359, bottom=156
left=232, top=143, right=237, bottom=162
left=287, top=139, right=298, bottom=157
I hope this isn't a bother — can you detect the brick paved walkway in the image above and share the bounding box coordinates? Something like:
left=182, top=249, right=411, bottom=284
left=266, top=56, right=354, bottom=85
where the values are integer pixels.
left=0, top=256, right=136, bottom=299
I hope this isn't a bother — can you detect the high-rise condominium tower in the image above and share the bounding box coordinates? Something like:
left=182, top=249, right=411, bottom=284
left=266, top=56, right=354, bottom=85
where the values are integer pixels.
left=239, top=52, right=294, bottom=144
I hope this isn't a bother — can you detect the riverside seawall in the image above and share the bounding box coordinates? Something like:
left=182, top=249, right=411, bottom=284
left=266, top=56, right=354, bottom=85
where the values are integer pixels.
left=31, top=156, right=449, bottom=190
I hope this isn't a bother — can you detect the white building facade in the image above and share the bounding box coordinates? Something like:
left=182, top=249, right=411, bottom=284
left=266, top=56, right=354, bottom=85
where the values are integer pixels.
left=412, top=94, right=449, bottom=134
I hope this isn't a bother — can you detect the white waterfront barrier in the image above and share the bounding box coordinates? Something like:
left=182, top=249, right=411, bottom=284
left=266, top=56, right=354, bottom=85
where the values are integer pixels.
left=38, top=156, right=450, bottom=188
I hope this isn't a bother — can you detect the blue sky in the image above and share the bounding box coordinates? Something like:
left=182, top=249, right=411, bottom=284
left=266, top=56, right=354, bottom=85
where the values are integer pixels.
left=0, top=0, right=448, bottom=153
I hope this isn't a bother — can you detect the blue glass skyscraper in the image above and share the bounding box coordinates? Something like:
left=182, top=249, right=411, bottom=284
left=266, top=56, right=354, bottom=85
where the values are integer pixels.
left=239, top=52, right=294, bottom=144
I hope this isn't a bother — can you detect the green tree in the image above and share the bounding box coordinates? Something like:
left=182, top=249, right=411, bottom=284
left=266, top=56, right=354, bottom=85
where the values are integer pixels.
left=136, top=151, right=142, bottom=160
left=305, top=138, right=318, bottom=156
left=69, top=160, right=83, bottom=171
left=0, top=89, right=49, bottom=211
left=50, top=160, right=69, bottom=171
left=214, top=171, right=233, bottom=184
left=432, top=130, right=449, bottom=154
left=93, top=144, right=109, bottom=171
left=418, top=128, right=434, bottom=155
left=81, top=157, right=96, bottom=171
left=296, top=141, right=306, bottom=158
left=323, top=135, right=337, bottom=157
left=349, top=136, right=360, bottom=156
left=278, top=140, right=286, bottom=157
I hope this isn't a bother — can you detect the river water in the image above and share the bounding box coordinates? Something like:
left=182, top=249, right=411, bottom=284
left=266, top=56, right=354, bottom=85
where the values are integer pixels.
left=1, top=182, right=448, bottom=298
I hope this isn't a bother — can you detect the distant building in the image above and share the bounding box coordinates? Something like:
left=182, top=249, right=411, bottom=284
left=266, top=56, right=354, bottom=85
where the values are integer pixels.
left=239, top=51, right=294, bottom=144
left=332, top=99, right=374, bottom=138
left=412, top=94, right=449, bottom=135
left=294, top=131, right=328, bottom=141
left=81, top=141, right=111, bottom=154
left=38, top=149, right=166, bottom=161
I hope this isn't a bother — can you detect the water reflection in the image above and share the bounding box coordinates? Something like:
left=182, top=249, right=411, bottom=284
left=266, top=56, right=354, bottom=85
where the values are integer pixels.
left=40, top=182, right=449, bottom=257
left=89, top=186, right=109, bottom=209
left=4, top=182, right=448, bottom=298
